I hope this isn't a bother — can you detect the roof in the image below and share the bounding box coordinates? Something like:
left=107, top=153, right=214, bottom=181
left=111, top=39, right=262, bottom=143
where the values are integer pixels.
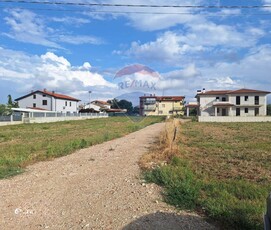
left=197, top=88, right=270, bottom=96
left=26, top=107, right=48, bottom=111
left=15, top=90, right=80, bottom=102
left=140, top=95, right=185, bottom=101
left=92, top=100, right=110, bottom=105
left=12, top=108, right=56, bottom=113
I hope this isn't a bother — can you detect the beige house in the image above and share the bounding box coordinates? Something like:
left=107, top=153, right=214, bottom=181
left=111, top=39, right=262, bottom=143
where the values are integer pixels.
left=140, top=95, right=185, bottom=116
left=195, top=88, right=270, bottom=117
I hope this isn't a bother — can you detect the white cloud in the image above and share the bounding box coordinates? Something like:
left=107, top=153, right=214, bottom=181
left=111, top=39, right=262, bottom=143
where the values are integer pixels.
left=116, top=20, right=264, bottom=65
left=3, top=9, right=61, bottom=48
left=50, top=16, right=91, bottom=25
left=57, top=35, right=104, bottom=45
left=3, top=9, right=104, bottom=48
left=0, top=48, right=117, bottom=102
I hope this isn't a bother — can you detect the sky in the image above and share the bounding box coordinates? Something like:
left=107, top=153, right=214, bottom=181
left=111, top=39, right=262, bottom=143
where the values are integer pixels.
left=0, top=0, right=271, bottom=105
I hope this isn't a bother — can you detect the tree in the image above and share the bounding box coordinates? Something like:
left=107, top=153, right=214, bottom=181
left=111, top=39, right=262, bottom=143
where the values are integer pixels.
left=0, top=104, right=6, bottom=116
left=267, top=104, right=271, bottom=116
left=111, top=98, right=133, bottom=113
left=0, top=95, right=19, bottom=115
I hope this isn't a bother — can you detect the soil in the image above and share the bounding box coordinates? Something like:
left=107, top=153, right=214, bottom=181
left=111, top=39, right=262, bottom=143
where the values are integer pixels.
left=0, top=122, right=218, bottom=230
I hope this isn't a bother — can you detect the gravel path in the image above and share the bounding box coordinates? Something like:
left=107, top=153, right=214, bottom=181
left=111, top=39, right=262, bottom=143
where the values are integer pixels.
left=0, top=122, right=217, bottom=230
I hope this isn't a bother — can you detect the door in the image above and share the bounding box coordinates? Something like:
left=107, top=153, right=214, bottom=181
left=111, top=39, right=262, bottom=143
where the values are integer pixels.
left=222, top=108, right=227, bottom=116
left=236, top=108, right=240, bottom=116
left=255, top=108, right=259, bottom=116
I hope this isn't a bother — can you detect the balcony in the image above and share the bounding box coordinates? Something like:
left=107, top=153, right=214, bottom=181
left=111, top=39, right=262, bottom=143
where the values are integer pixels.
left=144, top=105, right=156, bottom=111
left=213, top=101, right=234, bottom=106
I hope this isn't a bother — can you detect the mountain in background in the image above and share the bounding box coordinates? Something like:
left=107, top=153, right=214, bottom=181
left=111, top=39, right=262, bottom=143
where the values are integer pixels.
left=116, top=91, right=146, bottom=107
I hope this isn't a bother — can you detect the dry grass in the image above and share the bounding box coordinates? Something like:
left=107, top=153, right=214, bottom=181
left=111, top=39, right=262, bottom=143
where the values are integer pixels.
left=142, top=121, right=271, bottom=229
left=139, top=118, right=181, bottom=169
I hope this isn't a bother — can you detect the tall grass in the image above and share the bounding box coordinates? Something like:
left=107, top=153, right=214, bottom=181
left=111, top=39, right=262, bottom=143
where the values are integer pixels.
left=142, top=121, right=271, bottom=229
left=0, top=116, right=164, bottom=179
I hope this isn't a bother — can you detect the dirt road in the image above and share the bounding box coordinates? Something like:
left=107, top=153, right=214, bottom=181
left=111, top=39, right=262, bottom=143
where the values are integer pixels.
left=0, top=123, right=217, bottom=229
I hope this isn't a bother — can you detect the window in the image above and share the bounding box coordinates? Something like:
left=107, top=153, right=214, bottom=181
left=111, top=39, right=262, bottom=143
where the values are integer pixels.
left=216, top=96, right=219, bottom=100
left=70, top=102, right=72, bottom=107
left=159, top=110, right=163, bottom=114
left=236, top=96, right=240, bottom=105
left=245, top=108, right=248, bottom=113
left=33, top=94, right=36, bottom=99
left=65, top=101, right=67, bottom=106
left=42, top=100, right=47, bottom=106
left=255, top=96, right=259, bottom=105
left=222, top=97, right=226, bottom=101
left=245, top=96, right=248, bottom=101
left=43, top=94, right=46, bottom=97
left=33, top=103, right=36, bottom=108
left=236, top=108, right=240, bottom=116
left=217, top=108, right=220, bottom=113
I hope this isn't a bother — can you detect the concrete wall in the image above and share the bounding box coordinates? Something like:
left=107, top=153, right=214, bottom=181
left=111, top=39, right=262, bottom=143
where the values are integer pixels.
left=26, top=114, right=108, bottom=123
left=0, top=121, right=23, bottom=126
left=199, top=116, right=271, bottom=122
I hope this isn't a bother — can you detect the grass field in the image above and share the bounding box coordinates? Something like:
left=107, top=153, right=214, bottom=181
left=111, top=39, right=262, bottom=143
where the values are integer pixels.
left=0, top=116, right=164, bottom=179
left=143, top=121, right=271, bottom=230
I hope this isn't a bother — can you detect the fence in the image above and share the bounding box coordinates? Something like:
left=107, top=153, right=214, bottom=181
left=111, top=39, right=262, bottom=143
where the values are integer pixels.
left=198, top=116, right=271, bottom=122
left=0, top=114, right=22, bottom=122
left=0, top=112, right=108, bottom=126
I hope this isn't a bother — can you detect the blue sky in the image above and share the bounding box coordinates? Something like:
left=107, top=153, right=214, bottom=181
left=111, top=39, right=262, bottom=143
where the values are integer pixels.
left=0, top=0, right=271, bottom=105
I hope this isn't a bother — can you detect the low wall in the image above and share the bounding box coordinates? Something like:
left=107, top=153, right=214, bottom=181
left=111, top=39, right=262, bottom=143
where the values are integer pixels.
left=0, top=121, right=23, bottom=126
left=199, top=116, right=271, bottom=122
left=27, top=114, right=108, bottom=123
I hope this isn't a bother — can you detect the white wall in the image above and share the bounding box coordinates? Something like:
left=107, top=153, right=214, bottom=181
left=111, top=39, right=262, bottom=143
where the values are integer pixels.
left=199, top=93, right=268, bottom=117
left=55, top=99, right=78, bottom=113
left=199, top=116, right=271, bottom=122
left=18, top=92, right=52, bottom=110
left=18, top=92, right=78, bottom=113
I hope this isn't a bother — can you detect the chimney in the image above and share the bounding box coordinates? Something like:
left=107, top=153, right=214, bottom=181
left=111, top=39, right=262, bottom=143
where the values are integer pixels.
left=202, top=88, right=206, bottom=93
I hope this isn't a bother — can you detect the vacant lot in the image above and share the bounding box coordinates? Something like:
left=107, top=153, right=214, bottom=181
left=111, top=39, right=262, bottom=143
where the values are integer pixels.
left=0, top=116, right=163, bottom=179
left=143, top=121, right=271, bottom=230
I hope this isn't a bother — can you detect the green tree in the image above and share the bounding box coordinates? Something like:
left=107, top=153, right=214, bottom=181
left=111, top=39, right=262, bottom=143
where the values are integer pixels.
left=111, top=98, right=133, bottom=113
left=0, top=104, right=6, bottom=116
left=267, top=104, right=271, bottom=116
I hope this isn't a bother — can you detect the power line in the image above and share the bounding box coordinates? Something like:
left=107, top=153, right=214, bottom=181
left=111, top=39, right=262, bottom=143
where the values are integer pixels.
left=1, top=0, right=271, bottom=9
left=1, top=6, right=271, bottom=17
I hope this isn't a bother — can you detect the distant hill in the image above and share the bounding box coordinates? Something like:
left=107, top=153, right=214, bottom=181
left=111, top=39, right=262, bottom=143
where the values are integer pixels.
left=116, top=92, right=145, bottom=107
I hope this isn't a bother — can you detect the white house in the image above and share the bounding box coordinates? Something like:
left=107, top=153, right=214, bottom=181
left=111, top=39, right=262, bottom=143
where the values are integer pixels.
left=196, top=88, right=270, bottom=117
left=15, top=89, right=80, bottom=113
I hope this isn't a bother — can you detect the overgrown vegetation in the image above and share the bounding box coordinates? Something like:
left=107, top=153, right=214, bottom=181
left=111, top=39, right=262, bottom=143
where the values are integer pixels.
left=0, top=116, right=164, bottom=179
left=142, top=120, right=271, bottom=230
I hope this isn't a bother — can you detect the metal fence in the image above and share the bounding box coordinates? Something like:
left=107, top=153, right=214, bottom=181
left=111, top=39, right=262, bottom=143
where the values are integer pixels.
left=0, top=114, right=22, bottom=122
left=25, top=112, right=107, bottom=118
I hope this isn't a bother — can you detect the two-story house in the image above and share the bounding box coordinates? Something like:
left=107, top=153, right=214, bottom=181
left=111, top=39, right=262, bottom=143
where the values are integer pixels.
left=15, top=89, right=80, bottom=113
left=196, top=88, right=270, bottom=117
left=140, top=95, right=185, bottom=116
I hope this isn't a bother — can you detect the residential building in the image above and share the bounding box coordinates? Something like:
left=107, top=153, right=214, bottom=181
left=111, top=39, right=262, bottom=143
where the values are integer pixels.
left=196, top=88, right=270, bottom=117
left=140, top=95, right=185, bottom=116
left=15, top=89, right=80, bottom=113
left=80, top=100, right=126, bottom=114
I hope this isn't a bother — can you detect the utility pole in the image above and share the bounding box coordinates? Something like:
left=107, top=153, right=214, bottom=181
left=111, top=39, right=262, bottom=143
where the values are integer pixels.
left=88, top=91, right=92, bottom=109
